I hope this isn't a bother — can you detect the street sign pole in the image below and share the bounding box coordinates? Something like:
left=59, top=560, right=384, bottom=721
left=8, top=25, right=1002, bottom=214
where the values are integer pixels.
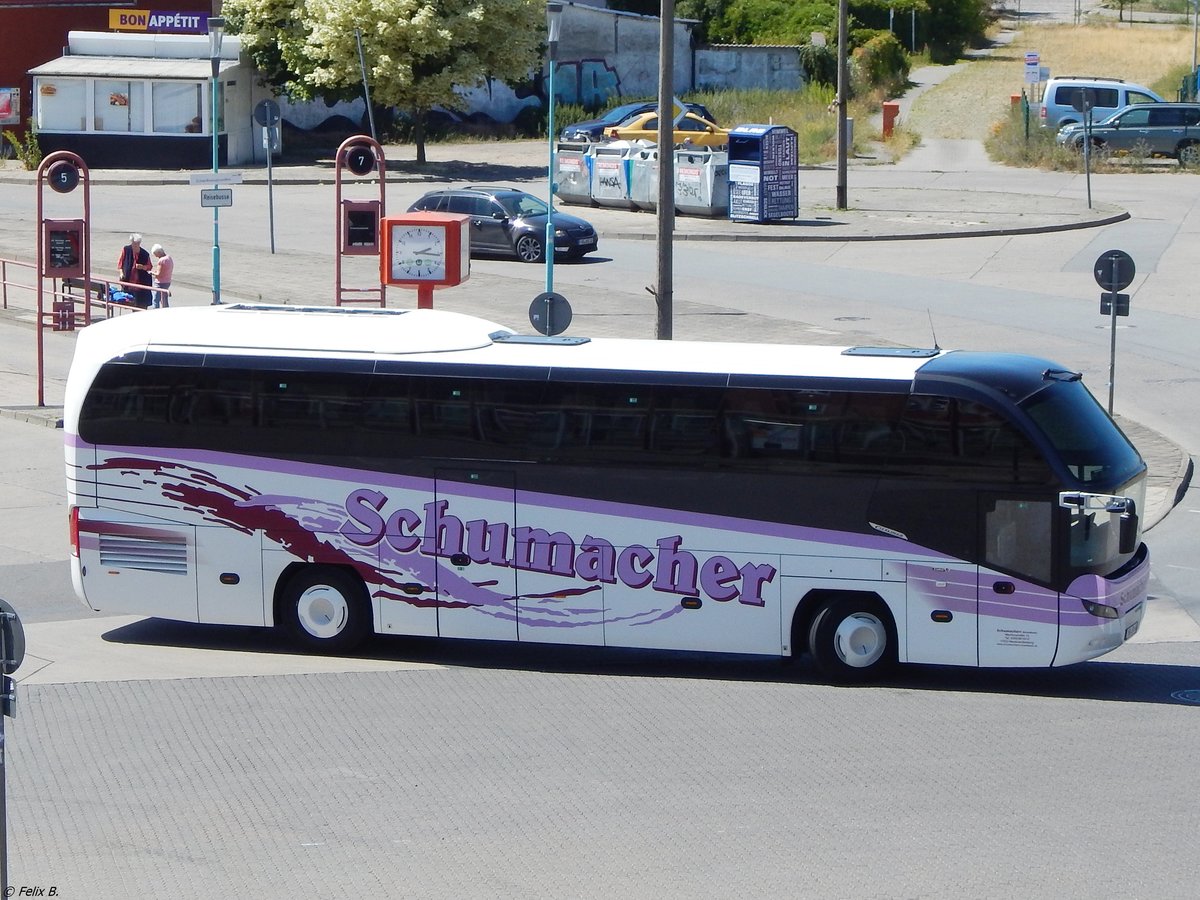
left=1108, top=281, right=1118, bottom=413
left=1094, top=249, right=1135, bottom=415
left=254, top=100, right=281, bottom=255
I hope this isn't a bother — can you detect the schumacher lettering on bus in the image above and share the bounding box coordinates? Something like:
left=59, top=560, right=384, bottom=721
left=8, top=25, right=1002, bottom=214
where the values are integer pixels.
left=339, top=489, right=777, bottom=606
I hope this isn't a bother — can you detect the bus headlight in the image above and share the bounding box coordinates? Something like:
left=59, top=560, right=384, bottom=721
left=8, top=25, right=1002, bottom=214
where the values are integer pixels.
left=1081, top=598, right=1119, bottom=619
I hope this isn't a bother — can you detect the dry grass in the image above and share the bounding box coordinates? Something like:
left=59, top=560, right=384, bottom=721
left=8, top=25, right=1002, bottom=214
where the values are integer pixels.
left=906, top=22, right=1198, bottom=142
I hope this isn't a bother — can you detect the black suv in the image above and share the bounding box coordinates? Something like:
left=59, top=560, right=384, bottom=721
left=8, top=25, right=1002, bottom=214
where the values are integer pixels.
left=408, top=186, right=598, bottom=263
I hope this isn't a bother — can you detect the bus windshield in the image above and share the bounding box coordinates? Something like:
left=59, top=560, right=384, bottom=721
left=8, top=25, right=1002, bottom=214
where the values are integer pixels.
left=1020, top=379, right=1144, bottom=489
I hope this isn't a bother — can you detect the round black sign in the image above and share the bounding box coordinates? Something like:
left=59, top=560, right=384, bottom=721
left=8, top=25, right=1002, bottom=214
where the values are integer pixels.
left=253, top=99, right=281, bottom=127
left=1070, top=88, right=1097, bottom=114
left=0, top=599, right=25, bottom=676
left=1094, top=250, right=1135, bottom=292
left=530, top=292, right=572, bottom=336
left=343, top=144, right=376, bottom=176
left=47, top=160, right=80, bottom=194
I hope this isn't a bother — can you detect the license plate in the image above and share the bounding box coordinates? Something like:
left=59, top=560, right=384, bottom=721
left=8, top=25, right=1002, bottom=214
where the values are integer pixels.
left=1125, top=621, right=1140, bottom=640
left=579, top=236, right=596, bottom=245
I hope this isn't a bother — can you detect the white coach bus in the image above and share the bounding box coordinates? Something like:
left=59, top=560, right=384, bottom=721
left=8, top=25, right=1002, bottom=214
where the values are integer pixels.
left=65, top=305, right=1149, bottom=681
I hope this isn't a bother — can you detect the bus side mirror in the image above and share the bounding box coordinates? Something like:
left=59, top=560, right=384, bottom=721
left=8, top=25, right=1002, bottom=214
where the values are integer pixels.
left=1119, top=509, right=1138, bottom=554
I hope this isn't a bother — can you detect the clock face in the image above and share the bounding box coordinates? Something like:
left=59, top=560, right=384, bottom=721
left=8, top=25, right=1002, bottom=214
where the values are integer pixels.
left=390, top=225, right=447, bottom=281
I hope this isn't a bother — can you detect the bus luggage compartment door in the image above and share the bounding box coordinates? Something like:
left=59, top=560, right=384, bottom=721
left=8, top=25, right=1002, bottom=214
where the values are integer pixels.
left=79, top=518, right=199, bottom=622
left=905, top=562, right=978, bottom=666
left=196, top=525, right=265, bottom=626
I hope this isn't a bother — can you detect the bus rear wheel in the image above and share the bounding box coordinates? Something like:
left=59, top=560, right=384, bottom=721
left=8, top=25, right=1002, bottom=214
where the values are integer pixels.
left=807, top=595, right=896, bottom=682
left=280, top=567, right=370, bottom=652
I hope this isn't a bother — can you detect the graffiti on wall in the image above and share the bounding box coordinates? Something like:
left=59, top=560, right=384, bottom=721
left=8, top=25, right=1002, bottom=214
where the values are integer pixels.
left=552, top=58, right=622, bottom=109
left=280, top=57, right=626, bottom=135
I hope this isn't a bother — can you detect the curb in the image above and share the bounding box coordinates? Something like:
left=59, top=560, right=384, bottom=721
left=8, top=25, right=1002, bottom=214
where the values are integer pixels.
left=597, top=209, right=1131, bottom=243
left=0, top=405, right=64, bottom=429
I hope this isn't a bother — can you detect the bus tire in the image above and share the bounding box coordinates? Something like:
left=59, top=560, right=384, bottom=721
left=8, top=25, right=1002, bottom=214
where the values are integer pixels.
left=279, top=567, right=370, bottom=652
left=807, top=595, right=896, bottom=682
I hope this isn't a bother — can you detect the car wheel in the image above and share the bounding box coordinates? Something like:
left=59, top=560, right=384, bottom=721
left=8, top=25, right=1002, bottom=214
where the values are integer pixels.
left=515, top=234, right=544, bottom=264
left=806, top=595, right=896, bottom=683
left=279, top=566, right=371, bottom=652
left=1178, top=142, right=1200, bottom=167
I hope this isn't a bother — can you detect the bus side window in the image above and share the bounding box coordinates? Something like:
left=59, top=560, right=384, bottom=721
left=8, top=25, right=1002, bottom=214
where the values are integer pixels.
left=649, top=386, right=721, bottom=457
left=544, top=383, right=649, bottom=462
left=899, top=395, right=1052, bottom=483
left=722, top=389, right=809, bottom=460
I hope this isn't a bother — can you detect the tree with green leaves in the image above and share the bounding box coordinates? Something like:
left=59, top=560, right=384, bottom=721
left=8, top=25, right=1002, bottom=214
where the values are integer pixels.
left=223, top=0, right=545, bottom=162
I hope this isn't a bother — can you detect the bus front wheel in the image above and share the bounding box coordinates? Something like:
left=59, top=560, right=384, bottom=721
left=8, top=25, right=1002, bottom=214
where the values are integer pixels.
left=807, top=596, right=896, bottom=682
left=280, top=567, right=370, bottom=652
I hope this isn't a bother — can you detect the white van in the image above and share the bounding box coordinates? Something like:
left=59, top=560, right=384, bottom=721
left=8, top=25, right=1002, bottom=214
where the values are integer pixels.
left=1039, top=76, right=1164, bottom=129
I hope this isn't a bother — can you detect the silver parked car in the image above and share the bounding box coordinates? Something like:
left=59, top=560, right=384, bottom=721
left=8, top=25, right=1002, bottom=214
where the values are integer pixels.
left=1057, top=102, right=1200, bottom=166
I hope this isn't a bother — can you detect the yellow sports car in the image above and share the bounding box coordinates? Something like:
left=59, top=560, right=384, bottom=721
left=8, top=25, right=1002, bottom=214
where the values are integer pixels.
left=606, top=111, right=731, bottom=148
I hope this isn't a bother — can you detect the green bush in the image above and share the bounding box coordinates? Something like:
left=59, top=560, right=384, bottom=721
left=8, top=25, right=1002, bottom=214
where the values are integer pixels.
left=853, top=31, right=911, bottom=96
left=799, top=43, right=838, bottom=87
left=3, top=119, right=42, bottom=170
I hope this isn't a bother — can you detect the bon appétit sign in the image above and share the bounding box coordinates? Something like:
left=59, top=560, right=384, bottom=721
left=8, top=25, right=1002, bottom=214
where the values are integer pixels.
left=108, top=10, right=209, bottom=33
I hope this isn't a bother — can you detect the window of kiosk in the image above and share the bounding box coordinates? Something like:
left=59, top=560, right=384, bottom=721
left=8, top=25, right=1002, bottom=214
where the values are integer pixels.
left=154, top=82, right=203, bottom=134
left=36, top=79, right=87, bottom=132
left=94, top=80, right=144, bottom=133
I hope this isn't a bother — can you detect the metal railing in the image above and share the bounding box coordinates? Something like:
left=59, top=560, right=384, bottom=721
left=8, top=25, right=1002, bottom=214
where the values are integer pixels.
left=0, top=255, right=169, bottom=323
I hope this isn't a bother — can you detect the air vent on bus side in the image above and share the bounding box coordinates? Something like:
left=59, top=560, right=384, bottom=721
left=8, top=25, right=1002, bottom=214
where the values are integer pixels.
left=98, top=534, right=189, bottom=575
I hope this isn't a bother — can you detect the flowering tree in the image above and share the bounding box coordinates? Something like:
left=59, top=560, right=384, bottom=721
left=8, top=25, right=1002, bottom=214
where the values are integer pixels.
left=224, top=0, right=544, bottom=161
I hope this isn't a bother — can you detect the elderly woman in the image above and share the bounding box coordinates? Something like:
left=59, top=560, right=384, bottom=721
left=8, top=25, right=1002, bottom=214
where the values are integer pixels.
left=150, top=243, right=174, bottom=309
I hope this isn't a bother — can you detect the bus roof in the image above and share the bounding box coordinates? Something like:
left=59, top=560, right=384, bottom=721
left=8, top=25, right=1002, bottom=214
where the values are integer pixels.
left=77, top=304, right=942, bottom=384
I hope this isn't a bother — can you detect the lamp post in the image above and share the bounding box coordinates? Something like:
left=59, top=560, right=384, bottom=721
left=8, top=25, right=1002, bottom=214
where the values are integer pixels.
left=545, top=2, right=562, bottom=294
left=208, top=15, right=225, bottom=304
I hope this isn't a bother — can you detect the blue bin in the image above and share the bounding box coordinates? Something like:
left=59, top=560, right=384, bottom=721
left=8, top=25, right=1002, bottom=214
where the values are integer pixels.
left=727, top=125, right=799, bottom=223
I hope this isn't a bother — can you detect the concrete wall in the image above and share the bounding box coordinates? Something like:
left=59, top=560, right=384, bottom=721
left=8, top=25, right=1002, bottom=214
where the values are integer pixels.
left=695, top=46, right=805, bottom=93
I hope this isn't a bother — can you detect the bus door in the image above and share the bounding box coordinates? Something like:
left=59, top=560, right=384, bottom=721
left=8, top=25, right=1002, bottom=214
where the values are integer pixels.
left=977, top=493, right=1057, bottom=667
left=905, top=562, right=978, bottom=666
left=433, top=469, right=518, bottom=641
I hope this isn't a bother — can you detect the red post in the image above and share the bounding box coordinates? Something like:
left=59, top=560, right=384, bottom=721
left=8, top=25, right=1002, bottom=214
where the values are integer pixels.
left=881, top=102, right=900, bottom=139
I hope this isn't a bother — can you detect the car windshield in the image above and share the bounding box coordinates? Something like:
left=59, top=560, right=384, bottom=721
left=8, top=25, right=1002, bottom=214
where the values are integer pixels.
left=497, top=193, right=547, bottom=217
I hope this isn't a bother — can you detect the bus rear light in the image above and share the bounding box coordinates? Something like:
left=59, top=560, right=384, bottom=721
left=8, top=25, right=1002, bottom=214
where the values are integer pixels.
left=69, top=506, right=80, bottom=557
left=1081, top=598, right=1119, bottom=619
